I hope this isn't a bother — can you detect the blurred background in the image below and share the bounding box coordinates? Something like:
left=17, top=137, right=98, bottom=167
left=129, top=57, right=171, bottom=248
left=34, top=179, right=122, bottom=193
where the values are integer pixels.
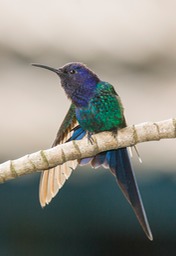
left=0, top=0, right=176, bottom=255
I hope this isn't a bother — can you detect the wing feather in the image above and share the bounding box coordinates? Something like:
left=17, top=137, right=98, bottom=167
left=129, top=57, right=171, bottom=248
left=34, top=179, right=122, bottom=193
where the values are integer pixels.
left=39, top=104, right=79, bottom=207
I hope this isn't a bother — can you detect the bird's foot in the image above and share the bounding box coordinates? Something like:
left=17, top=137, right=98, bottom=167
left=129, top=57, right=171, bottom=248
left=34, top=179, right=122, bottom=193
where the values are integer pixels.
left=87, top=132, right=94, bottom=145
left=111, top=128, right=118, bottom=138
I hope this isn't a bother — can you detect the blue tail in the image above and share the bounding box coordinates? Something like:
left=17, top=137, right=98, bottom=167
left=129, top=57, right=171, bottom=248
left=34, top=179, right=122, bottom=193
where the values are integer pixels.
left=69, top=126, right=153, bottom=240
left=107, top=148, right=152, bottom=240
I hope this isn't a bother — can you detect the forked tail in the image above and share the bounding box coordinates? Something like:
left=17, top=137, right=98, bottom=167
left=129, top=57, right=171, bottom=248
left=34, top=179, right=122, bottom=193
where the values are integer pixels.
left=72, top=126, right=153, bottom=240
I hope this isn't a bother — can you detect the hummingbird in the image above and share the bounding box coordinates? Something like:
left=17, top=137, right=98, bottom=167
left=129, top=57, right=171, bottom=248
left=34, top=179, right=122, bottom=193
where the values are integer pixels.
left=32, top=62, right=153, bottom=240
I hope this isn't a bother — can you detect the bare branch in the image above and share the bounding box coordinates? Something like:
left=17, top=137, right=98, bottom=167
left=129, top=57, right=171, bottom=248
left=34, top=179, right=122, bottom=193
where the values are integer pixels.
left=0, top=118, right=175, bottom=183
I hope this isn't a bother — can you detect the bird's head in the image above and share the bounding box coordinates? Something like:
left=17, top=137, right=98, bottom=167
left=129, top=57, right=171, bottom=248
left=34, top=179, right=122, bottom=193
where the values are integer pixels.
left=32, top=62, right=100, bottom=106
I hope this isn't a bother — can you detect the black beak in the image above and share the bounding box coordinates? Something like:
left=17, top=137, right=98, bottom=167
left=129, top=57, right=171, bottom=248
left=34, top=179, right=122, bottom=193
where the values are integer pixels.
left=32, top=63, right=62, bottom=75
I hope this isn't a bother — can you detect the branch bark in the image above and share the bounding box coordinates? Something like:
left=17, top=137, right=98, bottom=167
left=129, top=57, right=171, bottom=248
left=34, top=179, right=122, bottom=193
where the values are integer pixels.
left=0, top=118, right=175, bottom=183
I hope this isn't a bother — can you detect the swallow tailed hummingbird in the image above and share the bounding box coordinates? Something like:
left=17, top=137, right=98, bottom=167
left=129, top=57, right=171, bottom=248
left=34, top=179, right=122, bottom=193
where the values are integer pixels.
left=32, top=62, right=153, bottom=240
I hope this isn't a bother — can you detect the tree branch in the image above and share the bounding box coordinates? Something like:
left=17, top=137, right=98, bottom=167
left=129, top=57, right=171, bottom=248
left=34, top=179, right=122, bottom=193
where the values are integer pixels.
left=0, top=118, right=175, bottom=183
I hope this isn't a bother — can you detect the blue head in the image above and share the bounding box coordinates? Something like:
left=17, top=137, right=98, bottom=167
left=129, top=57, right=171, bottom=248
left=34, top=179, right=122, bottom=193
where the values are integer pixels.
left=32, top=62, right=100, bottom=107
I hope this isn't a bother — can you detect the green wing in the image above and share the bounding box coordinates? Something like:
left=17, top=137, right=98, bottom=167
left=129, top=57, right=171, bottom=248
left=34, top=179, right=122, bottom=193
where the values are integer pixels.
left=52, top=104, right=77, bottom=146
left=39, top=104, right=79, bottom=207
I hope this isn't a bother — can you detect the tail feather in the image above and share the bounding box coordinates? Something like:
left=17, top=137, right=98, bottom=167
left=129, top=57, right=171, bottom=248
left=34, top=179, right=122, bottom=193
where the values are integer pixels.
left=107, top=148, right=153, bottom=240
left=79, top=157, right=93, bottom=166
left=91, top=152, right=107, bottom=169
left=67, top=126, right=153, bottom=240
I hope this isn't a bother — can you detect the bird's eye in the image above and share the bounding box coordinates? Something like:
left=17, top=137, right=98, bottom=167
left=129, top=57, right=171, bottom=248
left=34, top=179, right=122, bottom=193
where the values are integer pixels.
left=69, top=69, right=76, bottom=74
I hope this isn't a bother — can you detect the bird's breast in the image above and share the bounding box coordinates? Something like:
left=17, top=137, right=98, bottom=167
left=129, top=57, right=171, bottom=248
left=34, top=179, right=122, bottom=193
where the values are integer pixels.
left=75, top=94, right=124, bottom=133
